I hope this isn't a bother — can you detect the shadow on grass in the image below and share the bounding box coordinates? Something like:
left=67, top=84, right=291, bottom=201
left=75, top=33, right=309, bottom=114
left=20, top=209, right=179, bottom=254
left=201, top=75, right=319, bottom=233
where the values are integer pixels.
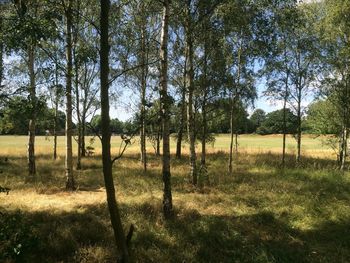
left=1, top=151, right=349, bottom=262
left=0, top=203, right=116, bottom=263
left=1, top=202, right=349, bottom=263
left=133, top=205, right=350, bottom=263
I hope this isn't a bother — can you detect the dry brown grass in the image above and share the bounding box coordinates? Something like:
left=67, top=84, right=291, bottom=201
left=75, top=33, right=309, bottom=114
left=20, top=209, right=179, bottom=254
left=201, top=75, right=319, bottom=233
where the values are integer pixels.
left=0, top=135, right=349, bottom=262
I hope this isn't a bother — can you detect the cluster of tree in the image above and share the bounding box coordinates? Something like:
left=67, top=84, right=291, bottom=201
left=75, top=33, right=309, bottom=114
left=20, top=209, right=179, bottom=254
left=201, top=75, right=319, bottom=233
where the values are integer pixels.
left=251, top=108, right=298, bottom=135
left=0, top=96, right=66, bottom=135
left=1, top=96, right=337, bottom=138
left=89, top=115, right=137, bottom=135
left=1, top=0, right=350, bottom=260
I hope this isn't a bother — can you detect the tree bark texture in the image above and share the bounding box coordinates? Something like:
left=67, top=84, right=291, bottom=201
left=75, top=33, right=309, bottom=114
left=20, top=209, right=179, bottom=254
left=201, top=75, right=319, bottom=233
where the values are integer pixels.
left=74, top=56, right=82, bottom=170
left=65, top=0, right=75, bottom=190
left=140, top=18, right=147, bottom=172
left=200, top=40, right=208, bottom=180
left=53, top=62, right=59, bottom=160
left=296, top=88, right=302, bottom=164
left=159, top=0, right=173, bottom=219
left=228, top=43, right=242, bottom=175
left=340, top=126, right=348, bottom=171
left=282, top=73, right=289, bottom=168
left=100, top=0, right=130, bottom=260
left=185, top=0, right=197, bottom=185
left=27, top=45, right=36, bottom=179
left=176, top=53, right=187, bottom=159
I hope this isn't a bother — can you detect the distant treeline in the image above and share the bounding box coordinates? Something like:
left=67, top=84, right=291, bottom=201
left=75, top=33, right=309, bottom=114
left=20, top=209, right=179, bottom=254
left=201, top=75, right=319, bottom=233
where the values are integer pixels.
left=0, top=96, right=334, bottom=136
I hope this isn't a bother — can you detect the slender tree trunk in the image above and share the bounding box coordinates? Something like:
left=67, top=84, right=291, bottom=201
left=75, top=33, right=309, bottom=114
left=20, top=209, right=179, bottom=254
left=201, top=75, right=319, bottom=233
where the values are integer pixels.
left=340, top=126, right=347, bottom=171
left=81, top=61, right=89, bottom=158
left=53, top=62, right=59, bottom=160
left=281, top=47, right=289, bottom=168
left=201, top=93, right=207, bottom=184
left=200, top=42, right=208, bottom=185
left=282, top=100, right=287, bottom=167
left=81, top=92, right=87, bottom=157
left=159, top=0, right=173, bottom=218
left=185, top=1, right=197, bottom=185
left=140, top=99, right=147, bottom=171
left=27, top=45, right=36, bottom=179
left=282, top=76, right=289, bottom=168
left=296, top=88, right=302, bottom=164
left=340, top=96, right=349, bottom=170
left=140, top=20, right=147, bottom=172
left=228, top=43, right=242, bottom=175
left=53, top=107, right=58, bottom=160
left=235, top=131, right=238, bottom=154
left=176, top=88, right=186, bottom=159
left=74, top=57, right=82, bottom=170
left=228, top=102, right=235, bottom=174
left=156, top=124, right=161, bottom=156
left=73, top=0, right=82, bottom=171
left=234, top=107, right=239, bottom=153
left=175, top=115, right=183, bottom=159
left=81, top=116, right=86, bottom=157
left=100, top=0, right=130, bottom=261
left=73, top=5, right=83, bottom=167
left=65, top=0, right=75, bottom=190
left=340, top=80, right=350, bottom=170
left=53, top=94, right=58, bottom=160
left=201, top=116, right=207, bottom=157
left=229, top=102, right=239, bottom=173
left=176, top=56, right=187, bottom=159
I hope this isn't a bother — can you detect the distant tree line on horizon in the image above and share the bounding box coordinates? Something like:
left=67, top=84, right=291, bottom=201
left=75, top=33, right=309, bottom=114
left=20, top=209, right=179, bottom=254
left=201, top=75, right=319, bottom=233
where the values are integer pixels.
left=0, top=96, right=339, bottom=137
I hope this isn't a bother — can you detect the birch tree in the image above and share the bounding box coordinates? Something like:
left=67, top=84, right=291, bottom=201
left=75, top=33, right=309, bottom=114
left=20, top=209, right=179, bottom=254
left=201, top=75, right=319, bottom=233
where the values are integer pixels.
left=63, top=0, right=75, bottom=190
left=159, top=0, right=173, bottom=218
left=100, top=0, right=133, bottom=260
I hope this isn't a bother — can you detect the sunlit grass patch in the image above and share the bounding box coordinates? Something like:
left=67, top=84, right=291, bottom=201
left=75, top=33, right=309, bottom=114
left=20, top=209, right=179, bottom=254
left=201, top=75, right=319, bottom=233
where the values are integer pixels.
left=0, top=135, right=349, bottom=262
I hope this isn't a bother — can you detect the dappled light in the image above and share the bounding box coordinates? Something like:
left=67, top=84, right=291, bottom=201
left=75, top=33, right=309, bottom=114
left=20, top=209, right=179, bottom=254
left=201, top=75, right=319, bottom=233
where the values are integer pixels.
left=1, top=136, right=349, bottom=262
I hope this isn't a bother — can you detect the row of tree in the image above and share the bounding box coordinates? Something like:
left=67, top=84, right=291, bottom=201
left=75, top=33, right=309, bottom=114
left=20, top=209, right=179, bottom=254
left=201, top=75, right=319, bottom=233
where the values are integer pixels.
left=1, top=0, right=350, bottom=260
left=0, top=96, right=340, bottom=139
left=0, top=97, right=328, bottom=137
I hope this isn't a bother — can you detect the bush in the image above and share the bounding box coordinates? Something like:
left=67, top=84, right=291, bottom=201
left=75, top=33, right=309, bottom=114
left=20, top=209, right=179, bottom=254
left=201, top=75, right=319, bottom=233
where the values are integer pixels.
left=256, top=126, right=269, bottom=135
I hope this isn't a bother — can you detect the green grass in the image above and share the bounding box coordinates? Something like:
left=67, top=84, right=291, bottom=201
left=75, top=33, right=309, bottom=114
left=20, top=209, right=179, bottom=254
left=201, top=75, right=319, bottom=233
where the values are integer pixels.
left=0, top=135, right=349, bottom=262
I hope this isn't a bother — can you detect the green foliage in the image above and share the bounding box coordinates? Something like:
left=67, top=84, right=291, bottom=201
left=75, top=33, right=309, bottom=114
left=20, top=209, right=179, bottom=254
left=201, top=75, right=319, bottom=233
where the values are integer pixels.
left=0, top=211, right=39, bottom=262
left=89, top=115, right=135, bottom=135
left=203, top=98, right=253, bottom=134
left=0, top=95, right=65, bottom=135
left=305, top=99, right=340, bottom=135
left=0, top=96, right=65, bottom=135
left=250, top=109, right=266, bottom=132
left=2, top=0, right=59, bottom=52
left=316, top=0, right=350, bottom=135
left=257, top=108, right=297, bottom=135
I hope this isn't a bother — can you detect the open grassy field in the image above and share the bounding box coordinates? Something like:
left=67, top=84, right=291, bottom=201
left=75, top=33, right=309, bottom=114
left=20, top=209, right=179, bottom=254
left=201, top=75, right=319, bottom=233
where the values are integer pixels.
left=0, top=134, right=349, bottom=262
left=0, top=133, right=334, bottom=158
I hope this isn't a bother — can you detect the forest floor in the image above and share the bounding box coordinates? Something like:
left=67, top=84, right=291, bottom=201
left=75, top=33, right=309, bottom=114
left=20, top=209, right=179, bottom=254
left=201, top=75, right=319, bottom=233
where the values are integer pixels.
left=0, top=135, right=349, bottom=262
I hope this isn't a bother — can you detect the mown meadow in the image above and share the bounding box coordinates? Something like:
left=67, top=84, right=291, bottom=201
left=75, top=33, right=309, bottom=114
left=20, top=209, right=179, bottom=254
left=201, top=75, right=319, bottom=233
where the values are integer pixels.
left=0, top=134, right=349, bottom=262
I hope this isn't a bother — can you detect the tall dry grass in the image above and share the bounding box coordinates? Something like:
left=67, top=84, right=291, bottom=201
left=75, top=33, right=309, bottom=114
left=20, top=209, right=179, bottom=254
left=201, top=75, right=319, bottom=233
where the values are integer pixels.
left=0, top=135, right=349, bottom=262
